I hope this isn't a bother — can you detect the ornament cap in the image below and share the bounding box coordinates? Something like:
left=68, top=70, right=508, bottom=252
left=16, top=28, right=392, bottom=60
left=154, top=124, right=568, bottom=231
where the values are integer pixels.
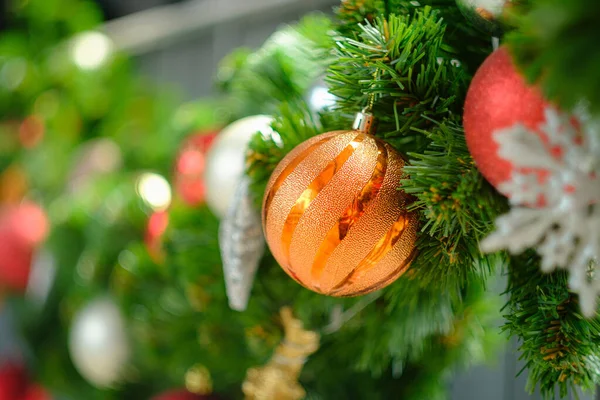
left=352, top=110, right=377, bottom=135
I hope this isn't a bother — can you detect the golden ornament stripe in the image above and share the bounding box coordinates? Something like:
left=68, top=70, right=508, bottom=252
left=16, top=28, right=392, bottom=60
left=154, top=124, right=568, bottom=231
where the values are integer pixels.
left=281, top=133, right=367, bottom=269
left=263, top=135, right=334, bottom=236
left=336, top=246, right=417, bottom=297
left=309, top=139, right=388, bottom=286
left=329, top=211, right=412, bottom=294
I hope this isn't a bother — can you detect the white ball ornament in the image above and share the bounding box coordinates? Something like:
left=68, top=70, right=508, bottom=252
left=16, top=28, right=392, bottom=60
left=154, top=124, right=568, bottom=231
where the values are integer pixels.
left=204, top=115, right=275, bottom=218
left=69, top=297, right=131, bottom=388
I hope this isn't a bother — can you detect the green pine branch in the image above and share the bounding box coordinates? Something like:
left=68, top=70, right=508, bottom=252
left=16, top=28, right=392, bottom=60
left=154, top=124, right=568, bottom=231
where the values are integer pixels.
left=335, top=0, right=386, bottom=36
left=385, top=0, right=493, bottom=68
left=244, top=4, right=505, bottom=387
left=504, top=253, right=600, bottom=399
left=402, top=120, right=507, bottom=288
left=327, top=7, right=469, bottom=149
left=241, top=3, right=600, bottom=399
left=334, top=0, right=491, bottom=77
left=506, top=0, right=600, bottom=117
left=385, top=280, right=502, bottom=400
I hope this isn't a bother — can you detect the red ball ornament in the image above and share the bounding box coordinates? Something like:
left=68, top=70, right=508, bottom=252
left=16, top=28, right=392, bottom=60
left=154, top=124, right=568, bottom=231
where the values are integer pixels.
left=463, top=46, right=551, bottom=193
left=7, top=202, right=49, bottom=246
left=0, top=229, right=33, bottom=292
left=23, top=385, right=52, bottom=400
left=0, top=363, right=28, bottom=399
left=0, top=363, right=51, bottom=400
left=0, top=203, right=49, bottom=292
left=151, top=390, right=221, bottom=400
left=175, top=132, right=218, bottom=206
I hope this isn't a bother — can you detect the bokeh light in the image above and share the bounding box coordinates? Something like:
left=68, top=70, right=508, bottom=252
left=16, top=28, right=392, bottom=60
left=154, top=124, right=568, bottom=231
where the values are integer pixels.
left=309, top=85, right=336, bottom=112
left=0, top=58, right=27, bottom=91
left=136, top=173, right=172, bottom=211
left=71, top=31, right=113, bottom=70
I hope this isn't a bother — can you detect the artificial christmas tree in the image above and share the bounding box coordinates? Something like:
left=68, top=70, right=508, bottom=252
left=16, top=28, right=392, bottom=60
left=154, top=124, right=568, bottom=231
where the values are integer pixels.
left=2, top=0, right=600, bottom=399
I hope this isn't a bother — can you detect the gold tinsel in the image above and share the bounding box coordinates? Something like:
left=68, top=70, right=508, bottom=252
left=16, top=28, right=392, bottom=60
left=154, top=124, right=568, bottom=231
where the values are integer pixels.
left=242, top=307, right=320, bottom=400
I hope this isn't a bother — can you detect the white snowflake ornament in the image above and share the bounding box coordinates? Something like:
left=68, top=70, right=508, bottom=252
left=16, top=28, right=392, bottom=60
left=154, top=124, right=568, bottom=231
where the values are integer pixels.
left=481, top=108, right=600, bottom=316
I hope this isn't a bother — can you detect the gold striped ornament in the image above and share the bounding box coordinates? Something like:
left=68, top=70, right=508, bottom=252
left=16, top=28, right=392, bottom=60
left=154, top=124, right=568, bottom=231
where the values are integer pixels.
left=262, top=112, right=419, bottom=297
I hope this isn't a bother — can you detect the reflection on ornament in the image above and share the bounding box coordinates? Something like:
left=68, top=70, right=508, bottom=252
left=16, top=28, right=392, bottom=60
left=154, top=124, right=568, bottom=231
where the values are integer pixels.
left=71, top=31, right=113, bottom=70
left=205, top=115, right=275, bottom=218
left=262, top=112, right=418, bottom=297
left=219, top=178, right=265, bottom=311
left=25, top=249, right=56, bottom=307
left=136, top=173, right=172, bottom=211
left=69, top=297, right=130, bottom=388
left=243, top=307, right=319, bottom=400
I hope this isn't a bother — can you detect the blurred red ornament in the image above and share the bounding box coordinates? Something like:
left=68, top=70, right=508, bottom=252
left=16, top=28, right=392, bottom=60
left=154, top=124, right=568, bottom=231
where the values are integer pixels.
left=0, top=363, right=51, bottom=400
left=19, top=115, right=45, bottom=149
left=0, top=202, right=49, bottom=292
left=145, top=211, right=169, bottom=262
left=0, top=363, right=28, bottom=400
left=6, top=202, right=49, bottom=246
left=0, top=231, right=32, bottom=293
left=463, top=46, right=553, bottom=195
left=151, top=390, right=221, bottom=400
left=23, top=385, right=51, bottom=400
left=175, top=132, right=218, bottom=206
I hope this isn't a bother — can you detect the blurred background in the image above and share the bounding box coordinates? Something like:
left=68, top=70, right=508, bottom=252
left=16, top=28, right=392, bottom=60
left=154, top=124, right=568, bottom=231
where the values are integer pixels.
left=0, top=1, right=594, bottom=399
left=101, top=0, right=336, bottom=99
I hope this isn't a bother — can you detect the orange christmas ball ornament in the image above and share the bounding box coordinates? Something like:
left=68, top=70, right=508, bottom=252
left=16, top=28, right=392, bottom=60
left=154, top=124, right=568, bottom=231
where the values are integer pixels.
left=262, top=112, right=419, bottom=297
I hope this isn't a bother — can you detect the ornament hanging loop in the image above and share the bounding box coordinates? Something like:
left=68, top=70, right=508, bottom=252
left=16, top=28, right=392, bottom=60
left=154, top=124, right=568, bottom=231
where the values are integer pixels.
left=353, top=109, right=377, bottom=135
left=353, top=68, right=379, bottom=135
